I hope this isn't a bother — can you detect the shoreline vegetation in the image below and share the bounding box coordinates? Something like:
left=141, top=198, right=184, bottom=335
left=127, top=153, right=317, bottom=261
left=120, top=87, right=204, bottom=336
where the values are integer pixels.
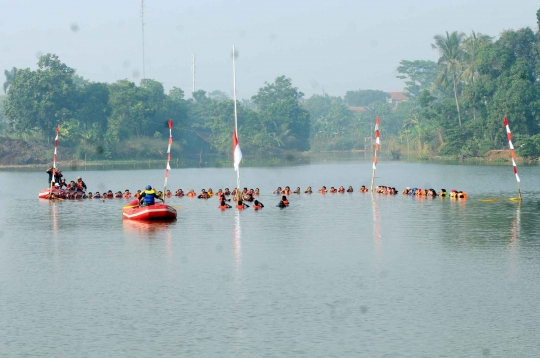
left=0, top=147, right=536, bottom=170
left=2, top=7, right=540, bottom=165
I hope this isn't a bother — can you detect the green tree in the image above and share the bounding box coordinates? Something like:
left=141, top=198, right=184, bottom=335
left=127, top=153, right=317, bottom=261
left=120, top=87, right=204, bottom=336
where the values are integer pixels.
left=3, top=67, right=17, bottom=93
left=396, top=60, right=440, bottom=98
left=4, top=54, right=76, bottom=136
left=432, top=31, right=466, bottom=126
left=252, top=76, right=311, bottom=151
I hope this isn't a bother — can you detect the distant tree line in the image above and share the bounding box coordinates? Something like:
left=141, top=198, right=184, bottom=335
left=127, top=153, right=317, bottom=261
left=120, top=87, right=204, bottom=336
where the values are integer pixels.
left=1, top=56, right=310, bottom=160
left=2, top=6, right=540, bottom=160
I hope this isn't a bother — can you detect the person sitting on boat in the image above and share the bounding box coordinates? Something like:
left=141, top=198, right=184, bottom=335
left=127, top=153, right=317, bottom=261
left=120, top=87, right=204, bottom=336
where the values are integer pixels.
left=75, top=176, right=87, bottom=192
left=139, top=185, right=163, bottom=206
left=175, top=189, right=184, bottom=197
left=123, top=190, right=131, bottom=199
left=115, top=191, right=123, bottom=198
left=59, top=178, right=68, bottom=189
left=66, top=181, right=76, bottom=191
left=253, top=200, right=264, bottom=210
left=304, top=186, right=312, bottom=194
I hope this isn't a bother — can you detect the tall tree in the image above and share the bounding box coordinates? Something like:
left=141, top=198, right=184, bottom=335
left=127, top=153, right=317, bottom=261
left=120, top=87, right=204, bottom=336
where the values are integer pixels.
left=461, top=31, right=493, bottom=119
left=396, top=60, right=440, bottom=98
left=3, top=67, right=17, bottom=93
left=252, top=76, right=311, bottom=151
left=432, top=31, right=466, bottom=126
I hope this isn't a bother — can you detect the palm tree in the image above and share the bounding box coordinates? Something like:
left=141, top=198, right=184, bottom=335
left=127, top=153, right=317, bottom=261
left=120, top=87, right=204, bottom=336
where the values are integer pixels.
left=432, top=31, right=466, bottom=126
left=461, top=31, right=493, bottom=120
left=3, top=67, right=17, bottom=93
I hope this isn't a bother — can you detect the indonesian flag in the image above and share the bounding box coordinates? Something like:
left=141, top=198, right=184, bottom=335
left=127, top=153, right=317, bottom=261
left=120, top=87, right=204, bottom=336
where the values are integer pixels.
left=233, top=129, right=242, bottom=171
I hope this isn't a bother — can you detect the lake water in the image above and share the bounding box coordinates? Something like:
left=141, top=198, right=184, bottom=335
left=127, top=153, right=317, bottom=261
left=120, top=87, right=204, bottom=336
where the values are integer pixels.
left=1, top=161, right=539, bottom=357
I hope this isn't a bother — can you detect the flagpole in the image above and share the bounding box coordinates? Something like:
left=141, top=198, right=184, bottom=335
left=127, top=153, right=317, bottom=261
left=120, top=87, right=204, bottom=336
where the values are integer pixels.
left=50, top=125, right=60, bottom=197
left=163, top=119, right=172, bottom=205
left=504, top=117, right=522, bottom=201
left=370, top=116, right=380, bottom=192
left=232, top=45, right=241, bottom=193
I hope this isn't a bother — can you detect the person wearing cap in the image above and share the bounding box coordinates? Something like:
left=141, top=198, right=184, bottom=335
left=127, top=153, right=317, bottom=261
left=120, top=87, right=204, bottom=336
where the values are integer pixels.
left=75, top=176, right=87, bottom=192
left=139, top=185, right=162, bottom=206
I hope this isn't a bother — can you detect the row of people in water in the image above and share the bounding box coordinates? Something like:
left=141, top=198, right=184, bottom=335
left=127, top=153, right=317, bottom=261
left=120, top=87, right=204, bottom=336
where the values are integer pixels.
left=219, top=195, right=290, bottom=210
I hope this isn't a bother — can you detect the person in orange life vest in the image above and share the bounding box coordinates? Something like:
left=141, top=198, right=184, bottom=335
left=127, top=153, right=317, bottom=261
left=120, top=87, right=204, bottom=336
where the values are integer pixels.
left=75, top=176, right=87, bottom=192
left=175, top=189, right=184, bottom=197
left=219, top=198, right=232, bottom=209
left=318, top=186, right=327, bottom=193
left=236, top=199, right=250, bottom=209
left=277, top=196, right=289, bottom=208
left=253, top=200, right=264, bottom=210
left=198, top=189, right=209, bottom=199
left=123, top=190, right=131, bottom=198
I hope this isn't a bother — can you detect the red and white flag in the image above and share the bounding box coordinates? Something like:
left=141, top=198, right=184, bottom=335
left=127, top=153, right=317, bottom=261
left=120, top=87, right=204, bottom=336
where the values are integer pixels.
left=233, top=130, right=242, bottom=171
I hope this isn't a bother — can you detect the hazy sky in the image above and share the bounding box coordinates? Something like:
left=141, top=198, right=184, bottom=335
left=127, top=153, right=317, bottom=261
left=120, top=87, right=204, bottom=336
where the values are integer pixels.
left=0, top=0, right=537, bottom=99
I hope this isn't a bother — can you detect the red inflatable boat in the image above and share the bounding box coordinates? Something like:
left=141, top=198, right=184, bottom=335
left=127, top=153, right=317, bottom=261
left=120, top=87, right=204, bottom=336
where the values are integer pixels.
left=39, top=188, right=66, bottom=199
left=122, top=199, right=177, bottom=221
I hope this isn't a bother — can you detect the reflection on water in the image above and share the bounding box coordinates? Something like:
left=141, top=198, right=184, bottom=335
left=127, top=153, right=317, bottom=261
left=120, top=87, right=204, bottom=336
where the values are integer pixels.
left=1, top=162, right=540, bottom=357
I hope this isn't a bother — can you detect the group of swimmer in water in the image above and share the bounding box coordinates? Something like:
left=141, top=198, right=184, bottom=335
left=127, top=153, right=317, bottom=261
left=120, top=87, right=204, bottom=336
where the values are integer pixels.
left=45, top=167, right=467, bottom=205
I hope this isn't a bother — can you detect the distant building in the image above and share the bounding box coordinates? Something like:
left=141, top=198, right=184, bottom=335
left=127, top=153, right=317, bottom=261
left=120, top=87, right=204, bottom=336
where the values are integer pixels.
left=386, top=92, right=409, bottom=106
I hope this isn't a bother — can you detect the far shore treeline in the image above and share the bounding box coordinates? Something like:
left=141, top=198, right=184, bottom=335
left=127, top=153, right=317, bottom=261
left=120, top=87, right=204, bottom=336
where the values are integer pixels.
left=1, top=7, right=540, bottom=164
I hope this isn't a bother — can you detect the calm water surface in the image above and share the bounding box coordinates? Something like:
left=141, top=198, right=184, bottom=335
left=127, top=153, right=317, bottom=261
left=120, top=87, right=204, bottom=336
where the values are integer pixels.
left=0, top=161, right=539, bottom=357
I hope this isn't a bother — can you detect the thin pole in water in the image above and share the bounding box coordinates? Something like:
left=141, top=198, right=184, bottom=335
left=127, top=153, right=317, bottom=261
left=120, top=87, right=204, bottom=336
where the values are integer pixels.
left=163, top=119, right=172, bottom=205
left=370, top=116, right=380, bottom=192
left=232, top=45, right=241, bottom=192
left=504, top=117, right=522, bottom=201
